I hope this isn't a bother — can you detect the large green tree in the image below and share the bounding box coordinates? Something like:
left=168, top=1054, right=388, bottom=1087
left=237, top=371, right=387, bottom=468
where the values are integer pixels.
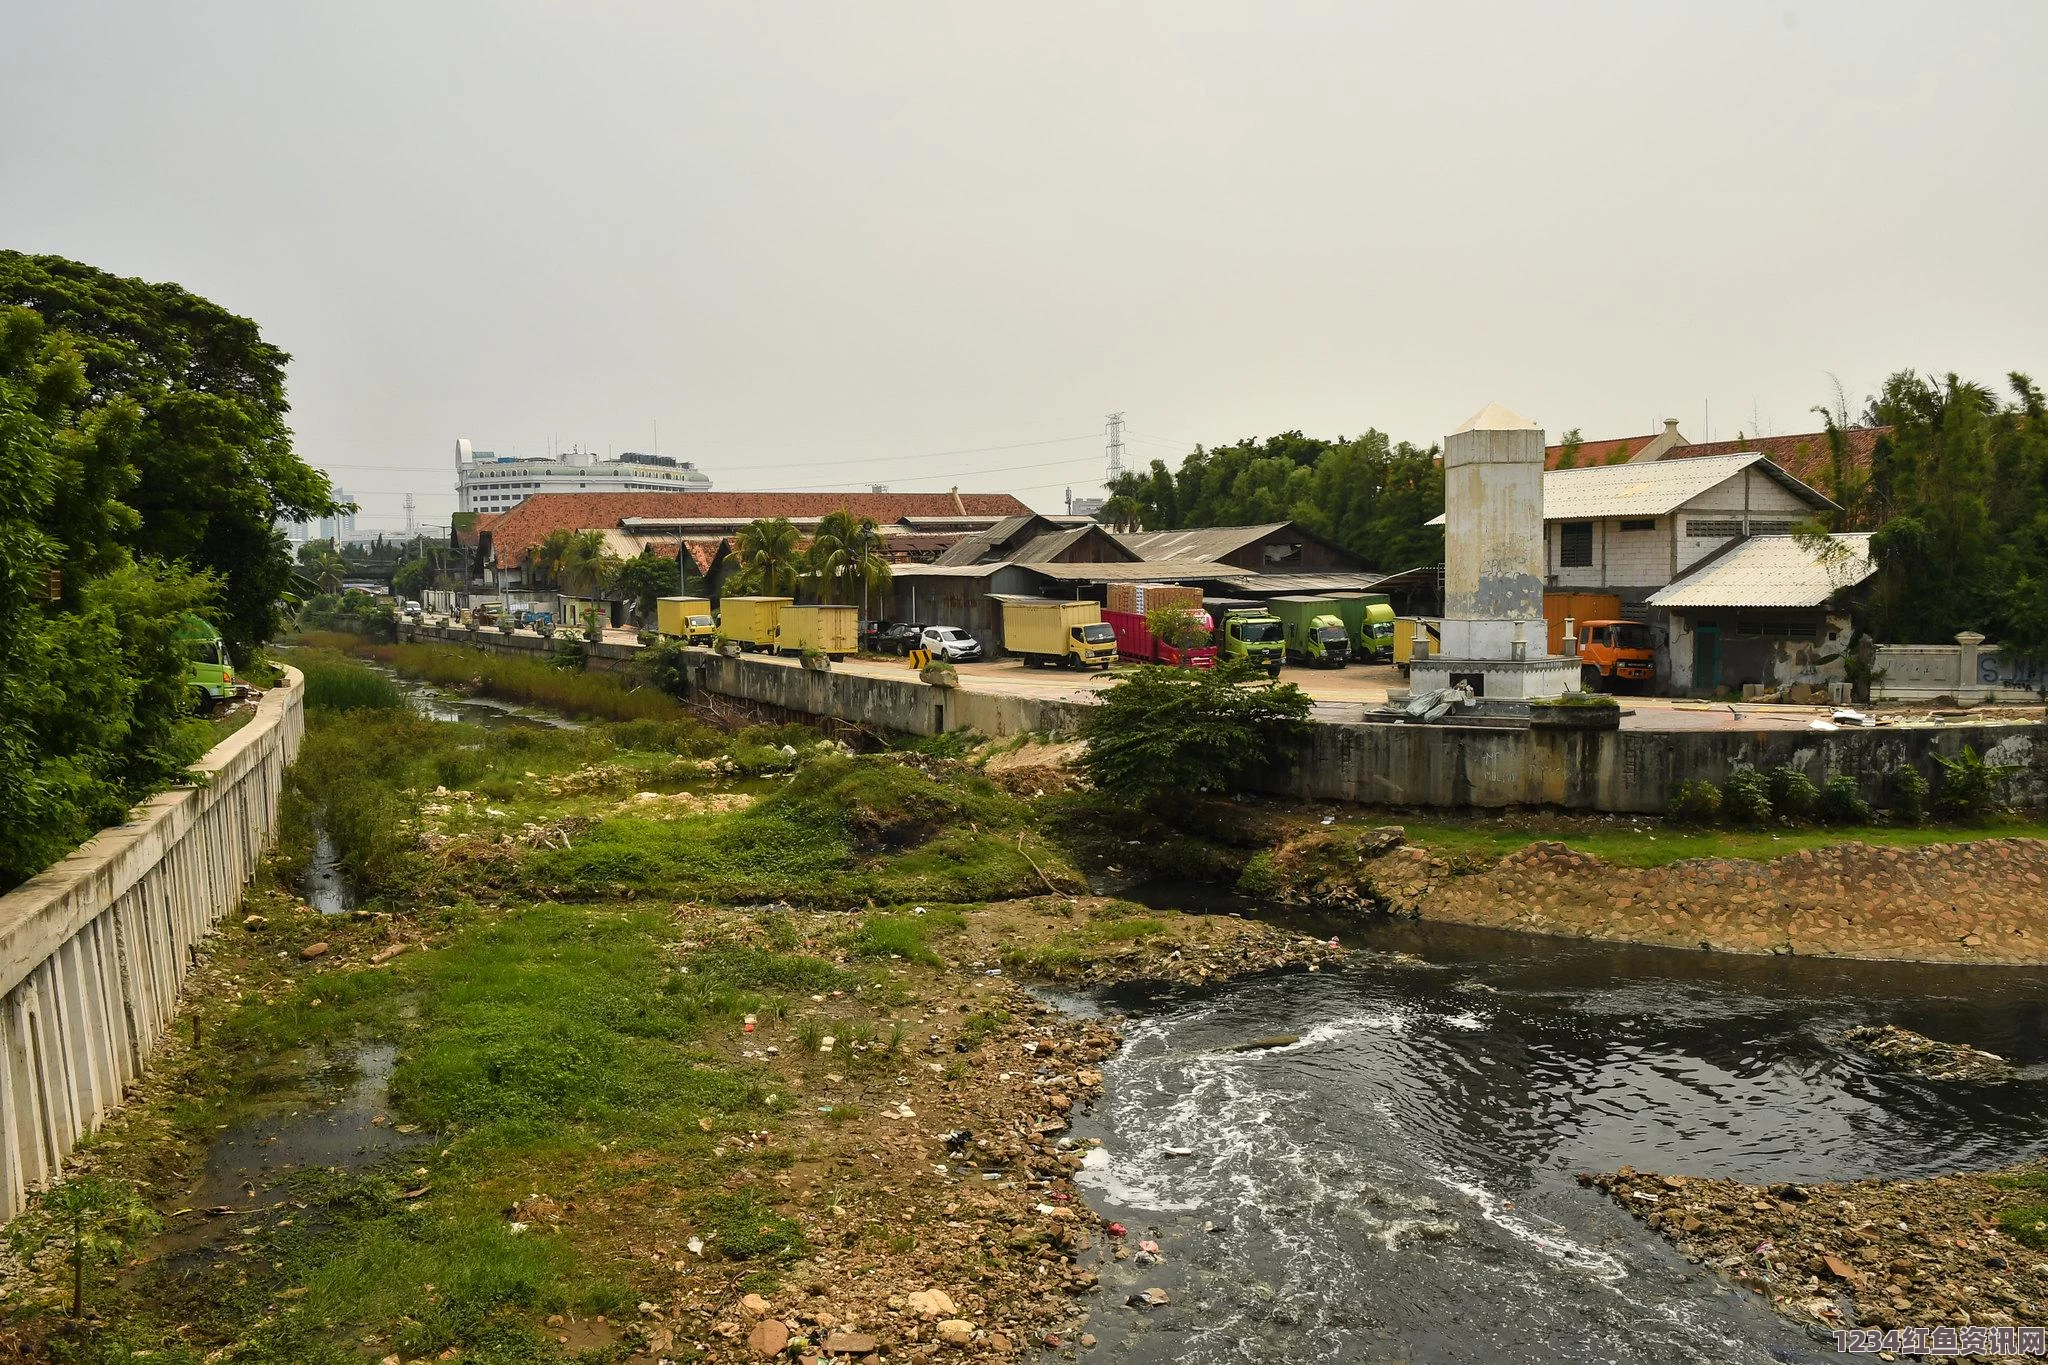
left=0, top=251, right=340, bottom=662
left=1104, top=428, right=1444, bottom=571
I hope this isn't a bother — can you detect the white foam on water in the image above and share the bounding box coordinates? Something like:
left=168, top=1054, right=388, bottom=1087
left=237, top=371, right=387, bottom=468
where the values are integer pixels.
left=1442, top=1011, right=1487, bottom=1031
left=1431, top=1169, right=1629, bottom=1283
left=1258, top=1012, right=1407, bottom=1053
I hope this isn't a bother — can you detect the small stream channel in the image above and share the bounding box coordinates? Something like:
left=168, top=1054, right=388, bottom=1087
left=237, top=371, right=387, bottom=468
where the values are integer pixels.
left=1064, top=908, right=2048, bottom=1364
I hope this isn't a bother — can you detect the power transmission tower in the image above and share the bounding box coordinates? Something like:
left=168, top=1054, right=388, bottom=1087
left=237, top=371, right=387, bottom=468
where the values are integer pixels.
left=403, top=492, right=417, bottom=532
left=1105, top=412, right=1125, bottom=484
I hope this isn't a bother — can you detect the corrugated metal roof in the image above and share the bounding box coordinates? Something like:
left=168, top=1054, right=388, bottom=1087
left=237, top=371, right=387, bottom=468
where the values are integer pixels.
left=1646, top=534, right=1876, bottom=609
left=888, top=562, right=1012, bottom=579
left=1220, top=572, right=1390, bottom=593
left=1026, top=560, right=1239, bottom=582
left=1423, top=453, right=1836, bottom=526
left=1117, top=524, right=1291, bottom=562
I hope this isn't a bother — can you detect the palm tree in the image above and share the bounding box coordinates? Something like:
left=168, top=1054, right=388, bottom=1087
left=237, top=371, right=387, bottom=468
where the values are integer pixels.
left=803, top=510, right=893, bottom=610
left=1097, top=495, right=1147, bottom=533
left=734, top=517, right=803, bottom=597
left=557, top=529, right=617, bottom=599
left=528, top=529, right=575, bottom=588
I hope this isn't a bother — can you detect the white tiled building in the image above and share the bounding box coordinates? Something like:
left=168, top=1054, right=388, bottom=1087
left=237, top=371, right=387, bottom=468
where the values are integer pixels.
left=455, top=438, right=712, bottom=514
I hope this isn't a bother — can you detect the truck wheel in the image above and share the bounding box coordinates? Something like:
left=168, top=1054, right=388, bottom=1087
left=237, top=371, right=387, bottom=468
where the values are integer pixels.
left=1266, top=664, right=1281, bottom=680
left=1066, top=653, right=1083, bottom=671
left=1580, top=664, right=1604, bottom=693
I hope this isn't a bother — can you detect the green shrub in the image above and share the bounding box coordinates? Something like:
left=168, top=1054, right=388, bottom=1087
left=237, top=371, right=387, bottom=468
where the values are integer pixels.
left=1766, top=763, right=1819, bottom=822
left=1719, top=768, right=1773, bottom=826
left=1079, top=659, right=1314, bottom=812
left=1815, top=774, right=1872, bottom=825
left=1666, top=779, right=1722, bottom=826
left=1933, top=745, right=2010, bottom=825
left=1887, top=764, right=1930, bottom=824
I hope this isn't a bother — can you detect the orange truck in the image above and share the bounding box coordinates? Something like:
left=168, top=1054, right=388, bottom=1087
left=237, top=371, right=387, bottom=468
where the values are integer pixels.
left=1574, top=619, right=1656, bottom=692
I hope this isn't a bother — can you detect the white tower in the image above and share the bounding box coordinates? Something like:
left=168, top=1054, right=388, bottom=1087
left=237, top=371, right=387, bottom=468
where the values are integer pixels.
left=1409, top=402, right=1580, bottom=701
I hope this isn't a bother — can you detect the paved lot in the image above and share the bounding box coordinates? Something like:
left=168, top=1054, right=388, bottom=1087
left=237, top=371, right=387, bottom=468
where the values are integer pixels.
left=449, top=622, right=1947, bottom=735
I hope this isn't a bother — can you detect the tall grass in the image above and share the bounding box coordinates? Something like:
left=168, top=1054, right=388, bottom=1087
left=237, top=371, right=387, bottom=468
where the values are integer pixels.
left=298, top=652, right=406, bottom=712
left=361, top=640, right=690, bottom=724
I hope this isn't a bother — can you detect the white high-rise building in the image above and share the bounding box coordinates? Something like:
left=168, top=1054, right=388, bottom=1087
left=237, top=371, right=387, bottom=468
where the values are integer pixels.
left=455, top=438, right=712, bottom=514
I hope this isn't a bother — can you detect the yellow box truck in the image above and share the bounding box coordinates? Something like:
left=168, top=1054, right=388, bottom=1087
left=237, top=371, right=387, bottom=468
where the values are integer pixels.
left=656, top=596, right=716, bottom=644
left=719, top=596, right=791, bottom=652
left=775, top=603, right=858, bottom=659
left=998, top=597, right=1117, bottom=670
left=1393, top=617, right=1442, bottom=676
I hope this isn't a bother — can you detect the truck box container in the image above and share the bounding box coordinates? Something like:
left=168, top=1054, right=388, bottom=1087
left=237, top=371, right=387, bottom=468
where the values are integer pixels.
left=1393, top=617, right=1442, bottom=674
left=1104, top=581, right=1205, bottom=617
left=1103, top=608, right=1219, bottom=668
left=774, top=603, right=859, bottom=658
left=657, top=596, right=716, bottom=643
left=1268, top=596, right=1352, bottom=667
left=998, top=597, right=1117, bottom=669
left=719, top=596, right=792, bottom=651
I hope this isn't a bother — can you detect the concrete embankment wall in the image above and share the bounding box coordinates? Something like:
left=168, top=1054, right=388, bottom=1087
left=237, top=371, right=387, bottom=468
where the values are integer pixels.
left=404, top=627, right=2044, bottom=814
left=1268, top=718, right=2044, bottom=814
left=1368, top=836, right=2048, bottom=964
left=0, top=670, right=305, bottom=1220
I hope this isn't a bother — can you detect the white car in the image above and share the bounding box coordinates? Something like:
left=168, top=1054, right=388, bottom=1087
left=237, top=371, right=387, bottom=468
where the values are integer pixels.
left=918, top=626, right=983, bottom=662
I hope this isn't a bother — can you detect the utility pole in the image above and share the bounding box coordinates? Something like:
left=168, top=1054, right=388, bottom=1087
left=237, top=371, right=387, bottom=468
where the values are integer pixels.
left=1105, top=412, right=1125, bottom=484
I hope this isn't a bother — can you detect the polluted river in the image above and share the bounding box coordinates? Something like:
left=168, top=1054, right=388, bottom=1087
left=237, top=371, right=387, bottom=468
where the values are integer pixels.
left=1063, top=911, right=2048, bottom=1365
left=258, top=660, right=2048, bottom=1363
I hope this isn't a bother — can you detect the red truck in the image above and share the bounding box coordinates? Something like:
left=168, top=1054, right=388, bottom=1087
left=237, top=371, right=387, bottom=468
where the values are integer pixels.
left=1103, top=608, right=1219, bottom=669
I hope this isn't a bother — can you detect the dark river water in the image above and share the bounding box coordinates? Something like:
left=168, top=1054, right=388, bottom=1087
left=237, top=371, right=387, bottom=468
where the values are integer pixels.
left=1064, top=913, right=2048, bottom=1365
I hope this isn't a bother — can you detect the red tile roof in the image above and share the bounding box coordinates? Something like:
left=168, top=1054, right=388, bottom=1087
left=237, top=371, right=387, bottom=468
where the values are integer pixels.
left=1544, top=425, right=1886, bottom=496
left=1544, top=435, right=1657, bottom=469
left=1658, top=428, right=1885, bottom=494
left=479, top=491, right=1032, bottom=569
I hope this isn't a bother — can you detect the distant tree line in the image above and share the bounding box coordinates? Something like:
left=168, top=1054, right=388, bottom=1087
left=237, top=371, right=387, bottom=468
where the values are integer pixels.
left=0, top=251, right=338, bottom=888
left=1100, top=429, right=1444, bottom=572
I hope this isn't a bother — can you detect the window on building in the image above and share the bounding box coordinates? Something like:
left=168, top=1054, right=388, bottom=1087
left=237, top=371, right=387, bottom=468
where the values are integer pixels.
left=1735, top=620, right=1820, bottom=639
left=1749, top=520, right=1801, bottom=535
left=1559, top=521, right=1594, bottom=568
left=1686, top=518, right=1744, bottom=538
left=1618, top=518, right=1656, bottom=533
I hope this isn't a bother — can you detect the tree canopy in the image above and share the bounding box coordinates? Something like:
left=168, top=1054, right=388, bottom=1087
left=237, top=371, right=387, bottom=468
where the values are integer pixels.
left=1104, top=428, right=1444, bottom=571
left=0, top=254, right=337, bottom=888
left=0, top=251, right=340, bottom=660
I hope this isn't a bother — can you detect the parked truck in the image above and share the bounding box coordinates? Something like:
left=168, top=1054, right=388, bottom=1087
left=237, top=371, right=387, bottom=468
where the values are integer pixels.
left=1208, top=600, right=1286, bottom=677
left=998, top=597, right=1118, bottom=670
left=774, top=603, right=859, bottom=659
left=656, top=596, right=717, bottom=644
left=178, top=613, right=242, bottom=712
left=1392, top=617, right=1442, bottom=676
left=1322, top=592, right=1397, bottom=663
left=1574, top=619, right=1656, bottom=692
left=719, top=596, right=792, bottom=652
left=1103, top=607, right=1218, bottom=668
left=1268, top=596, right=1352, bottom=668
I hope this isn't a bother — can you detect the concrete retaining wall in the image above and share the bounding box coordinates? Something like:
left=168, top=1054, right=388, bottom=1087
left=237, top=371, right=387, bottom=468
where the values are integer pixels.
left=401, top=626, right=2044, bottom=814
left=0, top=669, right=305, bottom=1220
left=1873, top=633, right=2047, bottom=703
left=1261, top=719, right=2043, bottom=814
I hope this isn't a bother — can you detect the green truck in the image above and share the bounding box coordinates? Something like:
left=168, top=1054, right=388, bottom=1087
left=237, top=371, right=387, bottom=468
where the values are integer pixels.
left=1268, top=596, right=1352, bottom=668
left=178, top=614, right=241, bottom=712
left=1324, top=592, right=1397, bottom=664
left=1209, top=600, right=1286, bottom=677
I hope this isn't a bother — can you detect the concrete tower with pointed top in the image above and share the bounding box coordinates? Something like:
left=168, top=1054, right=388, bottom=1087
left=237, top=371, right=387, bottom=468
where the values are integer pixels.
left=1410, top=401, right=1579, bottom=700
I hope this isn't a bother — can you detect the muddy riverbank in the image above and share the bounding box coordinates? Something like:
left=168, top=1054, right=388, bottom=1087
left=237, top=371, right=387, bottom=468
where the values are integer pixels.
left=1248, top=822, right=2048, bottom=964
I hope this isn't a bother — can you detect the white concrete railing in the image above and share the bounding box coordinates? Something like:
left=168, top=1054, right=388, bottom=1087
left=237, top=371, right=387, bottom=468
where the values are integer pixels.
left=0, top=667, right=304, bottom=1220
left=1872, top=632, right=2047, bottom=703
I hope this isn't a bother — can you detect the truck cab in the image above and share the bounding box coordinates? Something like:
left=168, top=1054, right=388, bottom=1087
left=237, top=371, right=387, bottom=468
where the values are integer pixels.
left=178, top=614, right=240, bottom=713
left=1577, top=619, right=1656, bottom=693
left=1219, top=609, right=1285, bottom=678
left=1360, top=603, right=1397, bottom=663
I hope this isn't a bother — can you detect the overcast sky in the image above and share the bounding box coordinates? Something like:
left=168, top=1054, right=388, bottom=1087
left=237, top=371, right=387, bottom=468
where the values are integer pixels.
left=6, top=1, right=2045, bottom=528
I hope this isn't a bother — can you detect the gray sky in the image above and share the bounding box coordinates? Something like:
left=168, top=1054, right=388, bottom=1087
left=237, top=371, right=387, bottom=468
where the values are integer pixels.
left=6, top=1, right=2045, bottom=529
